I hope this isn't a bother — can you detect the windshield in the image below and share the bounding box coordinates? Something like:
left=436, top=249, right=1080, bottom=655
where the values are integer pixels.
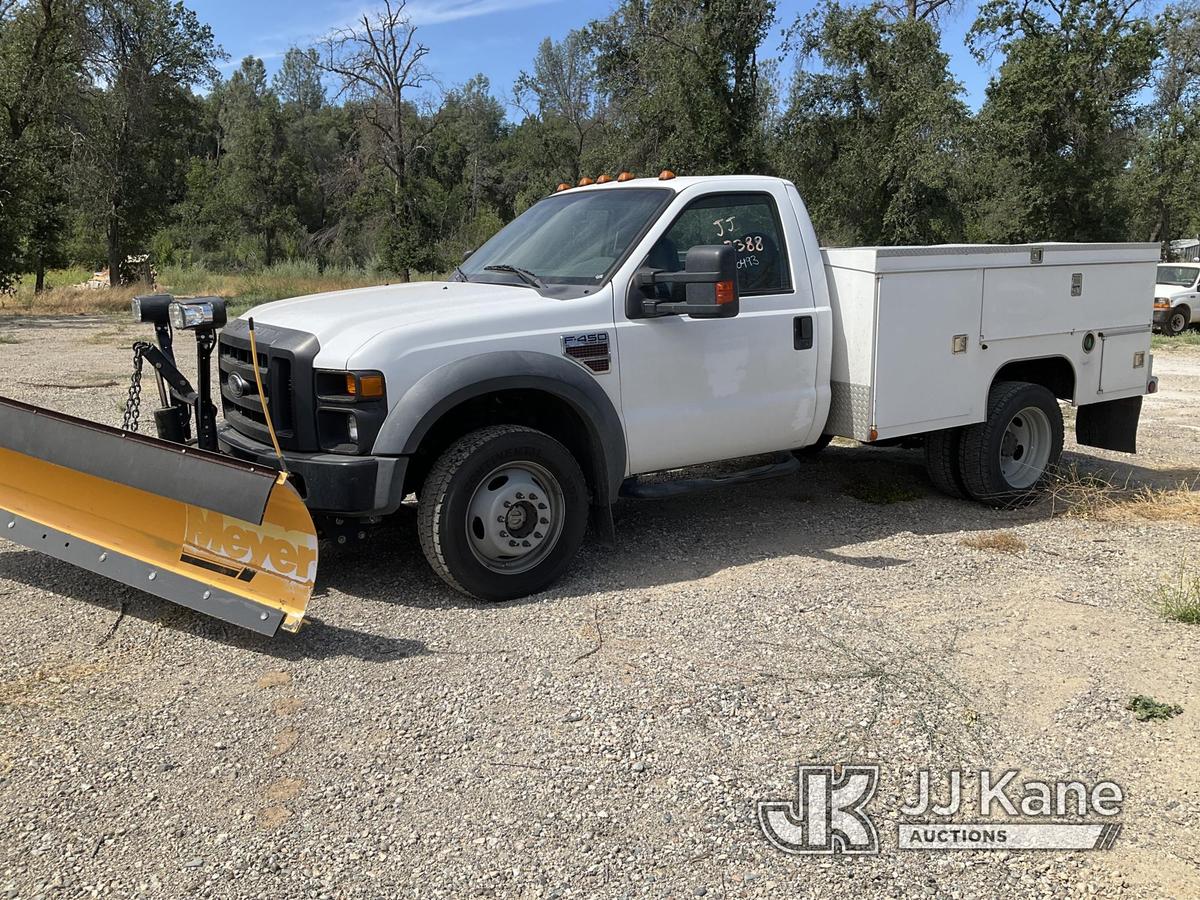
left=1158, top=265, right=1200, bottom=287
left=459, top=188, right=671, bottom=297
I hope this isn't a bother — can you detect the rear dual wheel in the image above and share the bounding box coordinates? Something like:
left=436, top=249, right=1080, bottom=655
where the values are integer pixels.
left=924, top=381, right=1064, bottom=507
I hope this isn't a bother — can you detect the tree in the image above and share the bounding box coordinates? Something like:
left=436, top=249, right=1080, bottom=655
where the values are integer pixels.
left=776, top=2, right=970, bottom=245
left=215, top=56, right=304, bottom=265
left=589, top=0, right=775, bottom=175
left=513, top=31, right=606, bottom=184
left=318, top=0, right=437, bottom=280
left=0, top=0, right=85, bottom=292
left=77, top=0, right=222, bottom=282
left=274, top=46, right=325, bottom=114
left=1122, top=1, right=1200, bottom=250
left=967, top=0, right=1157, bottom=242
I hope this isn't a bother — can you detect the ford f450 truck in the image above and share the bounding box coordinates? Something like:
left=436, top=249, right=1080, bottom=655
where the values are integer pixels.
left=0, top=174, right=1160, bottom=634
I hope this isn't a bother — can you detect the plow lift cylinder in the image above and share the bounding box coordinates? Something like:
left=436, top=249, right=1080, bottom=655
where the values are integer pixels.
left=0, top=296, right=318, bottom=636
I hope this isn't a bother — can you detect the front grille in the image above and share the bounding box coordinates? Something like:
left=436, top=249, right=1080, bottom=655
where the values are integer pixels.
left=217, top=320, right=320, bottom=451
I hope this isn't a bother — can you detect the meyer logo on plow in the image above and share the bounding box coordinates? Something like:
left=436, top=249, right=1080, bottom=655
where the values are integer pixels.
left=185, top=508, right=318, bottom=584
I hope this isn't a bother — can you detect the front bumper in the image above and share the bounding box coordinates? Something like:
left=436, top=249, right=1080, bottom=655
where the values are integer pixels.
left=1153, top=308, right=1171, bottom=327
left=218, top=424, right=407, bottom=516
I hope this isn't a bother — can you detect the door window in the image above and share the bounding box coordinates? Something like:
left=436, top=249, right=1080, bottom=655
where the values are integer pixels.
left=644, top=193, right=792, bottom=296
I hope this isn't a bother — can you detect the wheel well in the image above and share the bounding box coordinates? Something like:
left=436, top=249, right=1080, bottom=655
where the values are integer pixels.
left=403, top=389, right=599, bottom=501
left=992, top=356, right=1076, bottom=401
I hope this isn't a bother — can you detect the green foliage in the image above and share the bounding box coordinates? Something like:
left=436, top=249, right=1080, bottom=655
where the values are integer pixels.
left=967, top=0, right=1158, bottom=242
left=1126, top=694, right=1183, bottom=721
left=590, top=0, right=775, bottom=174
left=0, top=0, right=1197, bottom=293
left=777, top=3, right=969, bottom=245
left=1155, top=566, right=1200, bottom=622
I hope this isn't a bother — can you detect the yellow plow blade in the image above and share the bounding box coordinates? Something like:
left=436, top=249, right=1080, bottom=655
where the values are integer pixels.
left=0, top=397, right=317, bottom=635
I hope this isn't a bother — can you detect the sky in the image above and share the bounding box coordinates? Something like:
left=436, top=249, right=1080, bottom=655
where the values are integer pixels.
left=191, top=0, right=1001, bottom=113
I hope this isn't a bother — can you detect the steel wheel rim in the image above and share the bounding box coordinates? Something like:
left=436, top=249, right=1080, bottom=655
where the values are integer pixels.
left=999, top=406, right=1052, bottom=490
left=465, top=461, right=565, bottom=574
left=1171, top=312, right=1187, bottom=333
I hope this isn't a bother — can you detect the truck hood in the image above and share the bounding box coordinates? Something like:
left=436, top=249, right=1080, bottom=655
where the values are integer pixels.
left=241, top=280, right=561, bottom=368
left=1155, top=282, right=1198, bottom=299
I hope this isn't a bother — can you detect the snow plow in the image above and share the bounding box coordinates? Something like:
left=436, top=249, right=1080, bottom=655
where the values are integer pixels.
left=0, top=296, right=317, bottom=636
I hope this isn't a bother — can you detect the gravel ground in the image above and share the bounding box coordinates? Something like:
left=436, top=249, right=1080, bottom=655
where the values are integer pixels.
left=0, top=316, right=1198, bottom=899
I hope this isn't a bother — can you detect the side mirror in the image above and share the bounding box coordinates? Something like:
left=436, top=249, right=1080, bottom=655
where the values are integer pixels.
left=635, top=244, right=740, bottom=319
left=462, top=249, right=474, bottom=261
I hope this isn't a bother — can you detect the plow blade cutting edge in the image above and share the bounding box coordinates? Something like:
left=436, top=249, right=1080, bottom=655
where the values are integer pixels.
left=0, top=397, right=317, bottom=635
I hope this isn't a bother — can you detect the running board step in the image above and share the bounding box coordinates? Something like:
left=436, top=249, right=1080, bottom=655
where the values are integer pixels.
left=619, top=454, right=800, bottom=500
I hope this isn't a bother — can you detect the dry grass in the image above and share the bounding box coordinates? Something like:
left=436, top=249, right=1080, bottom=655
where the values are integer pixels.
left=1045, top=464, right=1200, bottom=524
left=1, top=262, right=404, bottom=317
left=0, top=662, right=106, bottom=709
left=961, top=531, right=1027, bottom=553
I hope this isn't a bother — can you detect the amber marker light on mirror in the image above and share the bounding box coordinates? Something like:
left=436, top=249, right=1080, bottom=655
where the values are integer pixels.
left=715, top=280, right=736, bottom=305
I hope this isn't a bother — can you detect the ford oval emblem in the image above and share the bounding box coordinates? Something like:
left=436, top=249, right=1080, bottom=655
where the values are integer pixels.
left=228, top=372, right=249, bottom=399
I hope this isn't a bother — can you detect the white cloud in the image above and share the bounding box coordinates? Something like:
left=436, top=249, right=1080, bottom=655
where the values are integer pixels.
left=402, top=0, right=560, bottom=26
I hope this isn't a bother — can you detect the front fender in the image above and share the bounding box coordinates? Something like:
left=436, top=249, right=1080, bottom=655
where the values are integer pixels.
left=371, top=351, right=627, bottom=505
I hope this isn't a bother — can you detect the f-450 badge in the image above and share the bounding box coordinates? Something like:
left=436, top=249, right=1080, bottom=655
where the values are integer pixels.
left=561, top=332, right=611, bottom=374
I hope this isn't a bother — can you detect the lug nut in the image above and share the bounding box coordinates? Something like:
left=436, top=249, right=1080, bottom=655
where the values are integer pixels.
left=534, top=531, right=543, bottom=539
left=500, top=531, right=509, bottom=538
left=509, top=540, right=518, bottom=547
left=540, top=517, right=549, bottom=525
left=515, top=492, right=524, bottom=500
left=503, top=500, right=511, bottom=508
left=537, top=503, right=547, bottom=510
left=522, top=540, right=531, bottom=547
left=529, top=493, right=537, bottom=501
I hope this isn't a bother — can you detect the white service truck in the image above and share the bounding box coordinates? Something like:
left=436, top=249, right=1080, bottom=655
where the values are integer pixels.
left=1153, top=262, right=1200, bottom=335
left=205, top=174, right=1160, bottom=601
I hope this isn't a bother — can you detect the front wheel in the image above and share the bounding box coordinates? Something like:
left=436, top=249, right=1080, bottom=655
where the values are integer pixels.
left=1165, top=307, right=1190, bottom=337
left=958, top=381, right=1064, bottom=507
left=417, top=425, right=589, bottom=601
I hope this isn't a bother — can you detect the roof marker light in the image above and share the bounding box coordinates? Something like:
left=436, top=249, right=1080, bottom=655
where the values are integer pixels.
left=658, top=170, right=676, bottom=180
left=616, top=171, right=635, bottom=182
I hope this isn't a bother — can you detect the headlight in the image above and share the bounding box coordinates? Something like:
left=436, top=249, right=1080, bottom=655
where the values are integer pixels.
left=131, top=293, right=174, bottom=324
left=168, top=298, right=227, bottom=331
left=1154, top=297, right=1171, bottom=308
left=347, top=416, right=359, bottom=444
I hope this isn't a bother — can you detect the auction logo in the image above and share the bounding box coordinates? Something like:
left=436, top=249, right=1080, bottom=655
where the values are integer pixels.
left=758, top=765, right=880, bottom=855
left=758, top=765, right=1125, bottom=856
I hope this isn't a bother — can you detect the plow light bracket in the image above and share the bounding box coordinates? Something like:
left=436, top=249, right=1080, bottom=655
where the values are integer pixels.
left=169, top=298, right=227, bottom=332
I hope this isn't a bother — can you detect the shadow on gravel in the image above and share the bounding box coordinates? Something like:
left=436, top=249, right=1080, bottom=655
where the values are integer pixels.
left=0, top=549, right=428, bottom=662
left=317, top=443, right=1199, bottom=609
left=315, top=446, right=1004, bottom=609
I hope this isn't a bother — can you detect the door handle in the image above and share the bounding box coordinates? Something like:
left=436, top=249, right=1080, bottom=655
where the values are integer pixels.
left=793, top=315, right=814, bottom=350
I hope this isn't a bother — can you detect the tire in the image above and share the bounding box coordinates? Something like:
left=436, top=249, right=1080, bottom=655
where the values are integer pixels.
left=924, top=427, right=969, bottom=499
left=1165, top=307, right=1190, bottom=337
left=792, top=433, right=834, bottom=457
left=417, top=425, right=589, bottom=601
left=958, top=381, right=1064, bottom=508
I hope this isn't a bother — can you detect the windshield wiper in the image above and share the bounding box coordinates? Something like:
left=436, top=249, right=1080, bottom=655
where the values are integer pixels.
left=483, top=263, right=545, bottom=289
left=453, top=265, right=470, bottom=283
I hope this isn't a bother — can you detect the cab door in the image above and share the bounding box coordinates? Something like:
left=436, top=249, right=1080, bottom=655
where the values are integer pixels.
left=614, top=185, right=821, bottom=475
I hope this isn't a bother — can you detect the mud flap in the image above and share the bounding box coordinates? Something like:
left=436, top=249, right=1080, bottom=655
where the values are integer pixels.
left=1076, top=395, right=1142, bottom=454
left=0, top=397, right=316, bottom=635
